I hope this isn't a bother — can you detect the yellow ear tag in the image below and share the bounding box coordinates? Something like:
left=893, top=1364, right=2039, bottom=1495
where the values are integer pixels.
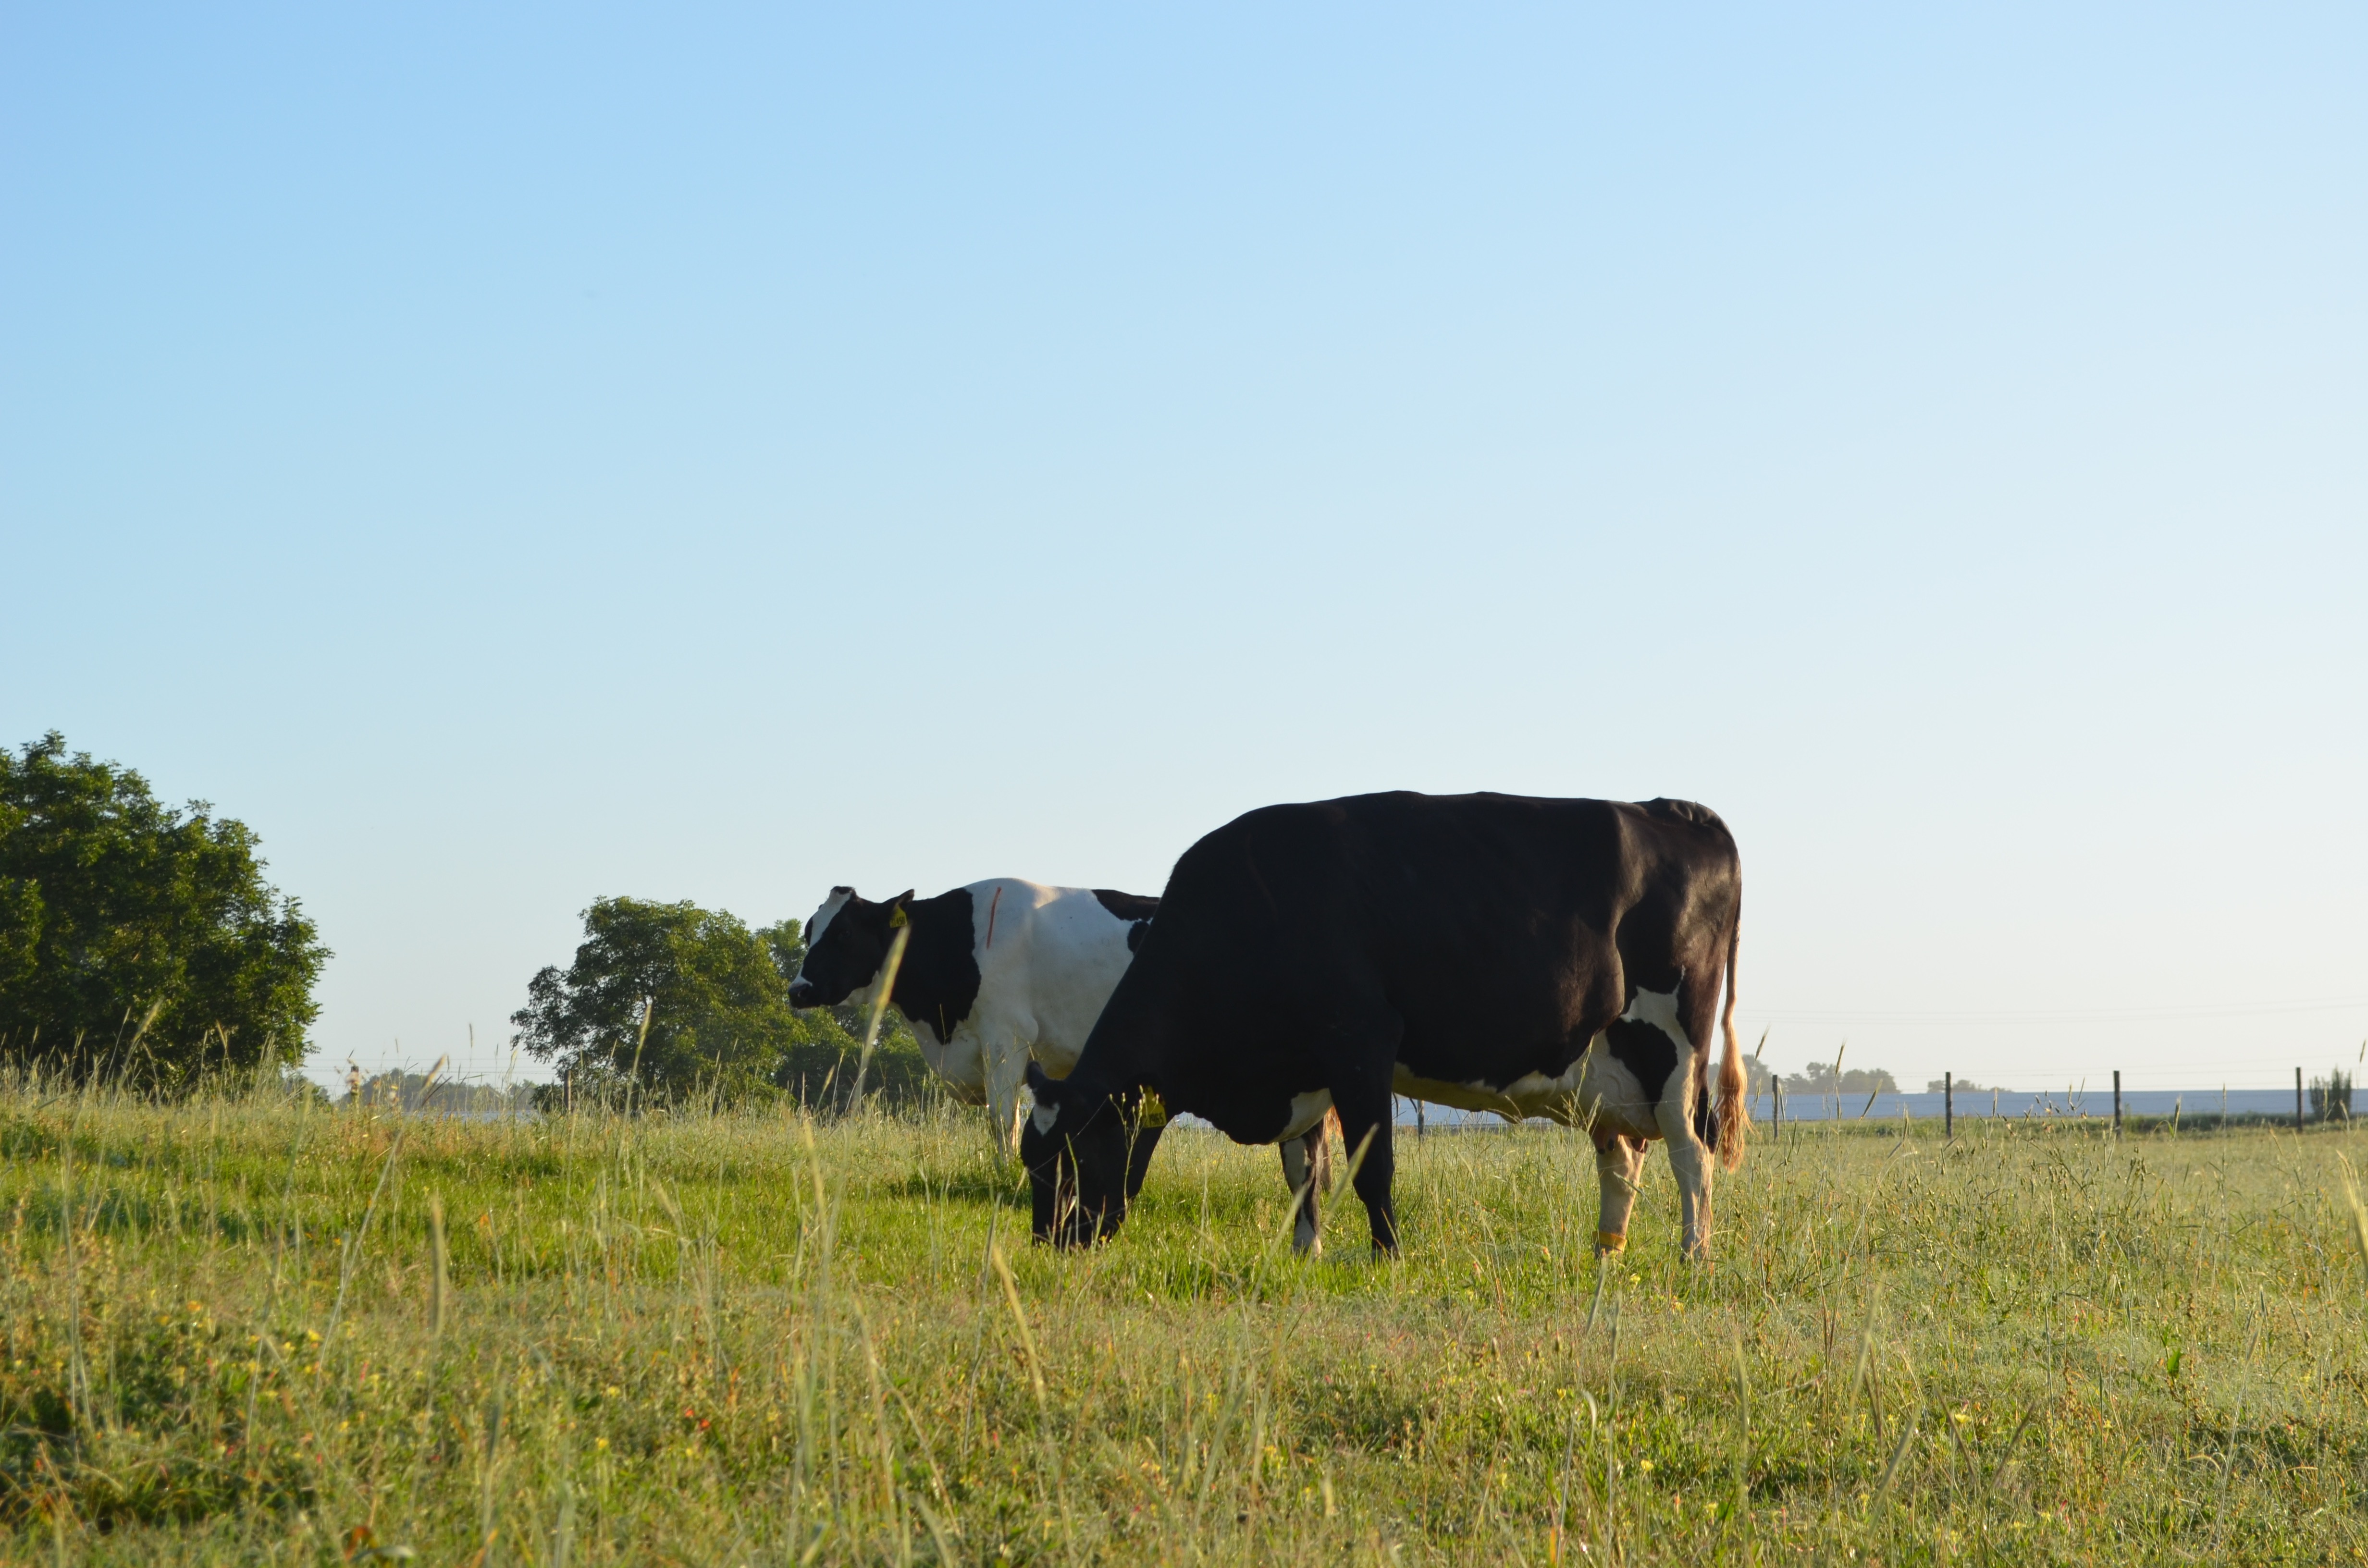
left=1137, top=1090, right=1169, bottom=1129
left=888, top=906, right=908, bottom=928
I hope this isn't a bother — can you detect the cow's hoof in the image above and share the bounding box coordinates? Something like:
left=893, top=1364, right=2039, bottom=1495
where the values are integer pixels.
left=1595, top=1230, right=1628, bottom=1256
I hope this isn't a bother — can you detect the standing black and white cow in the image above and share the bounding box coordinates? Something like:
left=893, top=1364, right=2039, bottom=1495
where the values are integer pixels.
left=1023, top=792, right=1749, bottom=1259
left=787, top=880, right=1152, bottom=1152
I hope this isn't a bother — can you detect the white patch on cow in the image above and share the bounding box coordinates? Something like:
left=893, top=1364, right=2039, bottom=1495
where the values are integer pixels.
left=1390, top=986, right=1694, bottom=1138
left=1617, top=985, right=1691, bottom=1055
left=1030, top=1102, right=1059, bottom=1135
left=1278, top=1089, right=1333, bottom=1144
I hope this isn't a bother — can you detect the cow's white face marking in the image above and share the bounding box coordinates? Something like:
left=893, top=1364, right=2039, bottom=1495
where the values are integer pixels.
left=795, top=887, right=882, bottom=1002
left=801, top=888, right=854, bottom=957
left=1030, top=1102, right=1059, bottom=1135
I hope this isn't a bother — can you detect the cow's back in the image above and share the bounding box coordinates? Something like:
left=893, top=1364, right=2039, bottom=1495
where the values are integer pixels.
left=1148, top=792, right=1738, bottom=1091
left=964, top=880, right=1147, bottom=1077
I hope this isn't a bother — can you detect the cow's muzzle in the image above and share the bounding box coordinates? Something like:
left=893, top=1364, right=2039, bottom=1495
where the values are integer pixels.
left=787, top=979, right=817, bottom=1007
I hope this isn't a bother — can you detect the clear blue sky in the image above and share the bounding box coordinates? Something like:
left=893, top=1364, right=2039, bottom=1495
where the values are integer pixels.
left=6, top=4, right=2363, bottom=1094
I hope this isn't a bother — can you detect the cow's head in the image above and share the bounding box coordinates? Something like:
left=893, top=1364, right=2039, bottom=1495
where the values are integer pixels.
left=1021, top=1062, right=1137, bottom=1248
left=786, top=886, right=913, bottom=1008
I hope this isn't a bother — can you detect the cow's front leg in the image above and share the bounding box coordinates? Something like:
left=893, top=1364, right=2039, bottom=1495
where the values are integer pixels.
left=1654, top=1058, right=1715, bottom=1258
left=1280, top=1123, right=1331, bottom=1256
left=1122, top=1116, right=1164, bottom=1203
left=1592, top=1132, right=1646, bottom=1255
left=1331, top=1083, right=1398, bottom=1256
left=984, top=1039, right=1030, bottom=1158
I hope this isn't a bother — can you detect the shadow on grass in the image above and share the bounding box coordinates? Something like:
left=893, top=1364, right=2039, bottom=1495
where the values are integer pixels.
left=879, top=1169, right=1029, bottom=1205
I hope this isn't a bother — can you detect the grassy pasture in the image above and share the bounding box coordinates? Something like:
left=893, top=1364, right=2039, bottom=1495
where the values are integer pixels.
left=3, top=1086, right=2366, bottom=1565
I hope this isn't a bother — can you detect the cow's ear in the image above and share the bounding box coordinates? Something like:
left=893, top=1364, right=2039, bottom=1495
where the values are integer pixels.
left=1024, top=1061, right=1054, bottom=1098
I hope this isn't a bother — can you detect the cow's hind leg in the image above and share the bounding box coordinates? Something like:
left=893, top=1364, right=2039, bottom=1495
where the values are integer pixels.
left=1592, top=1132, right=1647, bottom=1255
left=983, top=1036, right=1030, bottom=1158
left=1654, top=1054, right=1716, bottom=1258
left=1281, top=1123, right=1330, bottom=1256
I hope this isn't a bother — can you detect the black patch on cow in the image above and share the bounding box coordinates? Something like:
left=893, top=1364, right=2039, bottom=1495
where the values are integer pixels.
left=1603, top=1018, right=1679, bottom=1105
left=1093, top=889, right=1159, bottom=924
left=792, top=885, right=984, bottom=1045
left=888, top=887, right=982, bottom=1046
left=1093, top=888, right=1159, bottom=957
left=789, top=889, right=911, bottom=1008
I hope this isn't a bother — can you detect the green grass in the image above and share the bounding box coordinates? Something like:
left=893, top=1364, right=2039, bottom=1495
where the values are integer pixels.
left=3, top=1083, right=2366, bottom=1565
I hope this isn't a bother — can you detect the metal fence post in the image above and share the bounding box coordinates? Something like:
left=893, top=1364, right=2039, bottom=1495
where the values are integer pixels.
left=2298, top=1066, right=2306, bottom=1134
left=2113, top=1070, right=2121, bottom=1139
left=1944, top=1071, right=1952, bottom=1141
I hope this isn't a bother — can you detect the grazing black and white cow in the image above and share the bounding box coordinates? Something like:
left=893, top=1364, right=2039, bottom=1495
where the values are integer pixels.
left=1023, top=791, right=1748, bottom=1259
left=789, top=879, right=1342, bottom=1233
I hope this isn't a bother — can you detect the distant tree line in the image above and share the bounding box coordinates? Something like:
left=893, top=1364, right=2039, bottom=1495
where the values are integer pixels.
left=340, top=1067, right=535, bottom=1117
left=1776, top=1060, right=1898, bottom=1096
left=510, top=895, right=937, bottom=1113
left=1721, top=1055, right=1904, bottom=1100
left=0, top=734, right=328, bottom=1088
left=1743, top=1061, right=1904, bottom=1099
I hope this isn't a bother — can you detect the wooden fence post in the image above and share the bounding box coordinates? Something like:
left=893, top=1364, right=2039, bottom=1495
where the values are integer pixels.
left=1944, top=1071, right=1952, bottom=1141
left=2113, top=1070, right=2121, bottom=1139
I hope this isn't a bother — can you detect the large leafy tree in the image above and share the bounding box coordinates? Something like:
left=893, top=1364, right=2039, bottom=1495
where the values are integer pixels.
left=512, top=897, right=934, bottom=1109
left=0, top=733, right=329, bottom=1083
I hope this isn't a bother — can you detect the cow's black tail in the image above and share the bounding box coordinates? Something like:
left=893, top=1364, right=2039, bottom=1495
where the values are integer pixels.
left=1714, top=902, right=1749, bottom=1173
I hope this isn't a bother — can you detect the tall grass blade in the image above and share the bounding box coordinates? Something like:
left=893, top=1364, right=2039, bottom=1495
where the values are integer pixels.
left=2336, top=1153, right=2368, bottom=1292
left=850, top=923, right=912, bottom=1109
left=428, top=1191, right=449, bottom=1336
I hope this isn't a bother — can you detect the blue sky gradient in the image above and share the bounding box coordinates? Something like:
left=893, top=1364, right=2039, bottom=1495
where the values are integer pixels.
left=6, top=4, right=2364, bottom=1090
